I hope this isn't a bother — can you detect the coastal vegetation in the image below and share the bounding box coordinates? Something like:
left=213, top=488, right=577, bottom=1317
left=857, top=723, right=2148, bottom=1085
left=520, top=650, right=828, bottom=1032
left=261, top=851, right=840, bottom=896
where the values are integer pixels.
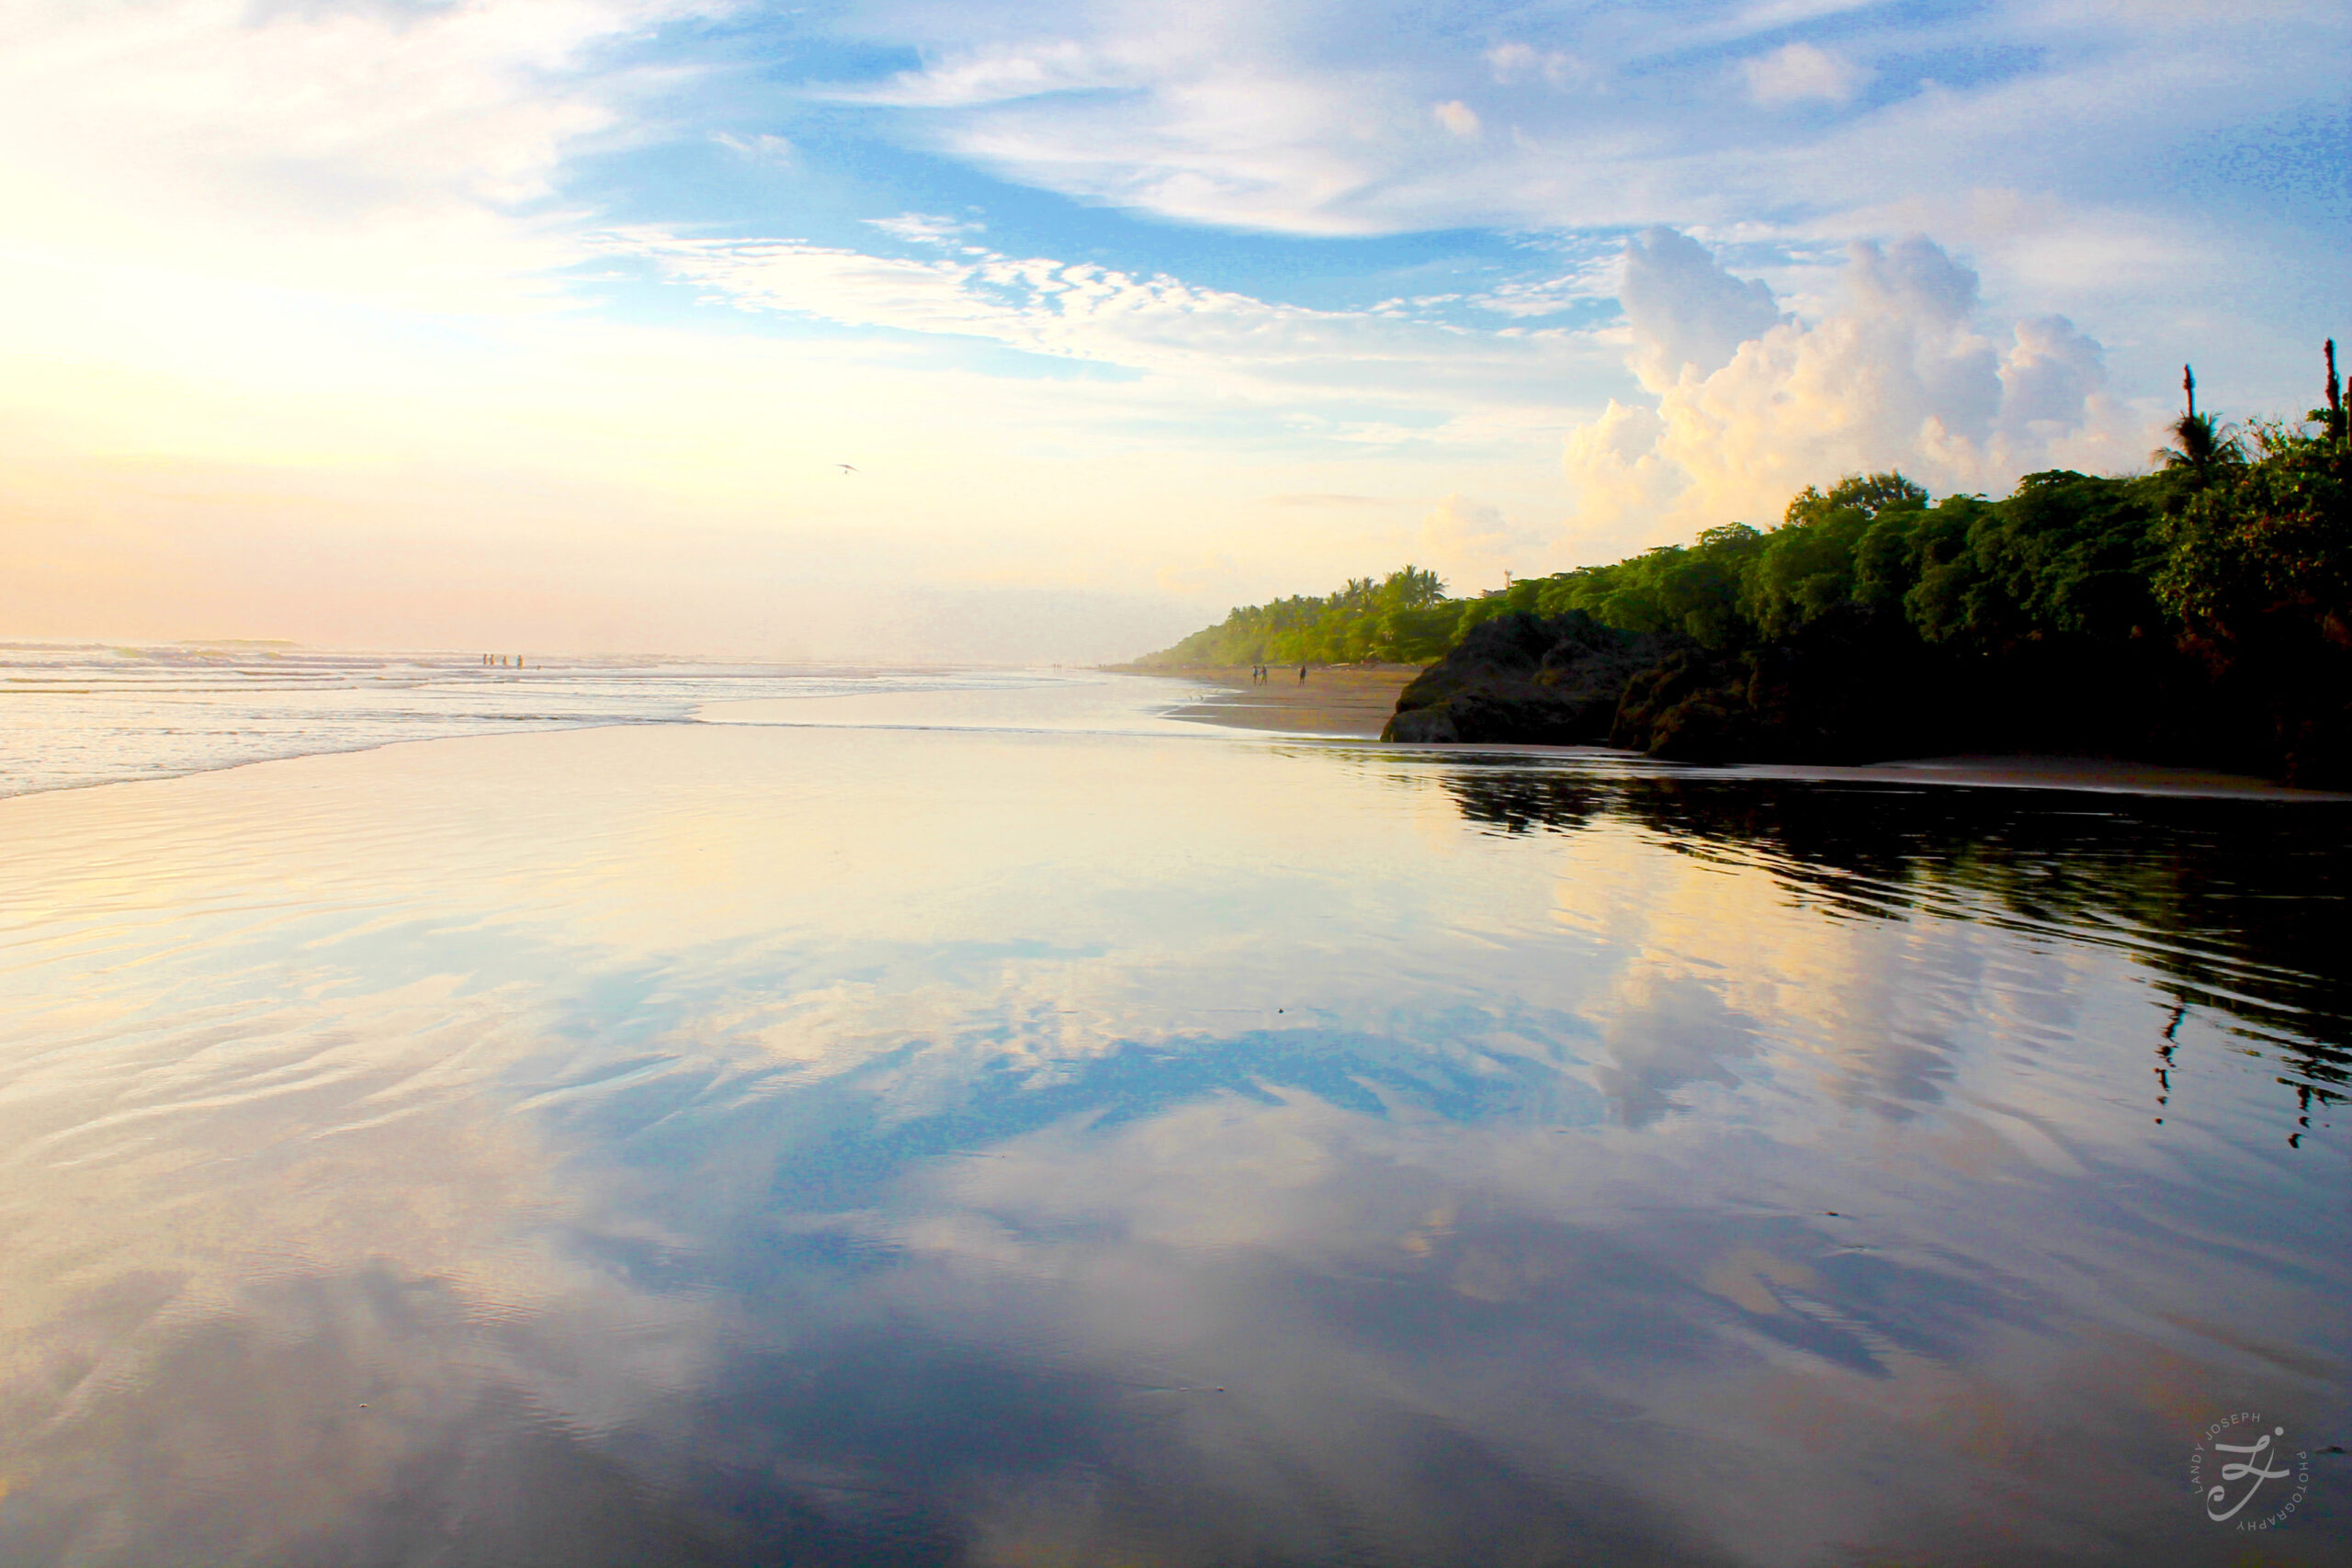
left=1143, top=346, right=2350, bottom=783
left=1142, top=565, right=1455, bottom=666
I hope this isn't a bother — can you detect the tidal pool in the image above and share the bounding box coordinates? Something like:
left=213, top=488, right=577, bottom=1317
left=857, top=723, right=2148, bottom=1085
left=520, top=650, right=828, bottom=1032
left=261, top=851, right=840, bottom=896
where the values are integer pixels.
left=1, top=694, right=2344, bottom=1565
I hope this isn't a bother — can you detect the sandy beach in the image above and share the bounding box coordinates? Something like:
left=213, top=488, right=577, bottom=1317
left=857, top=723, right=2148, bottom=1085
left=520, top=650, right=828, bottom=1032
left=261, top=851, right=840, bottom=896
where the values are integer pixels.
left=1116, top=664, right=1422, bottom=739
left=2, top=682, right=2346, bottom=1564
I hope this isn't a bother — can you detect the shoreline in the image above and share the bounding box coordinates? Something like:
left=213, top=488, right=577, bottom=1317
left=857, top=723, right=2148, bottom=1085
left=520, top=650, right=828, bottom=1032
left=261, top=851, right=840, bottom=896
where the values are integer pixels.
left=1112, top=664, right=1422, bottom=740
left=1430, top=747, right=2351, bottom=801
left=1114, top=666, right=2346, bottom=799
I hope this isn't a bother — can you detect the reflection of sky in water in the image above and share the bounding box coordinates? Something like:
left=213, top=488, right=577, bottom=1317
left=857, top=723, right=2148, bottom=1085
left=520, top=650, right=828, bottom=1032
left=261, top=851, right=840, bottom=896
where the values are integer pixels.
left=1, top=713, right=2346, bottom=1565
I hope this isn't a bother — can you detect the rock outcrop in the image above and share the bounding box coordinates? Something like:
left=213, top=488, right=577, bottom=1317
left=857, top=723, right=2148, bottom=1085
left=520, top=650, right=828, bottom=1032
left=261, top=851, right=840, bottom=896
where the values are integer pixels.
left=1382, top=608, right=1955, bottom=761
left=1381, top=612, right=1669, bottom=745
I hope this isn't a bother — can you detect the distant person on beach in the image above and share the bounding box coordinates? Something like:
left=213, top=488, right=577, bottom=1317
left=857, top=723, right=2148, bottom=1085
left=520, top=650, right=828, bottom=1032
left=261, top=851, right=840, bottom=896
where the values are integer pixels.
left=1298, top=665, right=1307, bottom=682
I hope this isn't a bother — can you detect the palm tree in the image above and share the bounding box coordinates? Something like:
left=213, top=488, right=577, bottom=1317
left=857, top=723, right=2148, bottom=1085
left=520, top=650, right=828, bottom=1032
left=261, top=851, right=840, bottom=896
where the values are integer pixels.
left=2318, top=339, right=2345, bottom=445
left=2160, top=364, right=2243, bottom=479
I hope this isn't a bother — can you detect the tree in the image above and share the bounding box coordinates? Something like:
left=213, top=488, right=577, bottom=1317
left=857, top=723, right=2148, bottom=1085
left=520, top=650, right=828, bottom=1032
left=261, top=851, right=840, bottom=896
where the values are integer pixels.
left=2158, top=364, right=2245, bottom=481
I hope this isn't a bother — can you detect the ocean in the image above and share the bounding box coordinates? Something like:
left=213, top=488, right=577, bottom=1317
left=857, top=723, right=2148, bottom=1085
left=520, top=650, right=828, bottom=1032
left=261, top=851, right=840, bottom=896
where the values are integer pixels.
left=0, top=664, right=2344, bottom=1563
left=0, top=642, right=1134, bottom=797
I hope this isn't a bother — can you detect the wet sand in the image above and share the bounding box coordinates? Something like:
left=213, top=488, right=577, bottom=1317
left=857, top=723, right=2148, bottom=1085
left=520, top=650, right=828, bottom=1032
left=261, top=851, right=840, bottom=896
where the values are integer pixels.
left=1406, top=743, right=2346, bottom=800
left=1765, top=752, right=2351, bottom=799
left=4, top=695, right=2347, bottom=1563
left=1115, top=664, right=1421, bottom=739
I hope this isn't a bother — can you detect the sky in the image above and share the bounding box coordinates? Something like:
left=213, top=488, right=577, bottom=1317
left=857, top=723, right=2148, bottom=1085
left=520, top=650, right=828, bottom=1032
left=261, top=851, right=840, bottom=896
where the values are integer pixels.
left=0, top=0, right=2343, bottom=661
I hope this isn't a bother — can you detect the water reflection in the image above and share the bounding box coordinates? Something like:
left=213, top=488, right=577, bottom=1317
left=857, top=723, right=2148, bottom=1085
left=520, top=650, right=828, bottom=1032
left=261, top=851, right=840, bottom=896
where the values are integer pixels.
left=1443, top=763, right=2352, bottom=1123
left=0, top=724, right=2344, bottom=1565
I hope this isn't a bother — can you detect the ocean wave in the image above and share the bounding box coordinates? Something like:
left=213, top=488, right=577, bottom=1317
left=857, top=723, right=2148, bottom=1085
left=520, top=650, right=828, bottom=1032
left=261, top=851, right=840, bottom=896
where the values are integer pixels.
left=0, top=645, right=1060, bottom=797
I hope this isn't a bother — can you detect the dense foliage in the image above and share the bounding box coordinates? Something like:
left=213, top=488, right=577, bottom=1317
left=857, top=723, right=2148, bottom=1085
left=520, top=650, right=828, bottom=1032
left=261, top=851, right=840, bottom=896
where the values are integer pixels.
left=1145, top=346, right=2350, bottom=781
left=1143, top=565, right=1453, bottom=665
left=1147, top=468, right=2201, bottom=667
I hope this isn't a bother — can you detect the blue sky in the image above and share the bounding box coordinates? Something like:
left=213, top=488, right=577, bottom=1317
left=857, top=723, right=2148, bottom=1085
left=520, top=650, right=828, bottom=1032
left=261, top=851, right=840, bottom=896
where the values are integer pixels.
left=0, top=0, right=2343, bottom=658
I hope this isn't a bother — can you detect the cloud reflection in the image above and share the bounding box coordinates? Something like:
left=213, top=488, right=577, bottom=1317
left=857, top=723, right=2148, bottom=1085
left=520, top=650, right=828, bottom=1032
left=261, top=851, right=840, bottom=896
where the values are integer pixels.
left=0, top=726, right=2345, bottom=1563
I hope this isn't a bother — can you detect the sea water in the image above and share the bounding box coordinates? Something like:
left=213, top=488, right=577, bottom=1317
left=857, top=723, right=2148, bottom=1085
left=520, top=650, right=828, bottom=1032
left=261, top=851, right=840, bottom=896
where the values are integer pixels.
left=0, top=674, right=2344, bottom=1564
left=0, top=642, right=1100, bottom=798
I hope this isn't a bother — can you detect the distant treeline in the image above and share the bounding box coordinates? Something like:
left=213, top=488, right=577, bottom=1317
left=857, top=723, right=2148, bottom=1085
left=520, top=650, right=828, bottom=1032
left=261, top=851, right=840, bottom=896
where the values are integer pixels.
left=1145, top=347, right=2351, bottom=782
left=1142, top=565, right=1455, bottom=666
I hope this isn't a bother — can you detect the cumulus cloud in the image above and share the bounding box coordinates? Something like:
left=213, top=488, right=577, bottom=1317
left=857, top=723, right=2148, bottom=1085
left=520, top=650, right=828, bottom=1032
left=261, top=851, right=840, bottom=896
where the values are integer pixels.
left=1419, top=493, right=1551, bottom=584
left=1562, top=231, right=2143, bottom=552
left=1999, top=313, right=2109, bottom=432
left=1743, top=42, right=1870, bottom=107
left=1617, top=227, right=1782, bottom=388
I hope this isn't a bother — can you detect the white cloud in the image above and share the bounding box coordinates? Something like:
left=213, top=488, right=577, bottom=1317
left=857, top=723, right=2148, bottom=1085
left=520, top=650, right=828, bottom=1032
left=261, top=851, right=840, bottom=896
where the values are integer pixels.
left=601, top=229, right=1607, bottom=410
left=843, top=39, right=1134, bottom=107
left=1561, top=231, right=2146, bottom=554
left=715, top=130, right=795, bottom=164
left=1999, top=313, right=2109, bottom=432
left=1742, top=42, right=1870, bottom=107
left=0, top=2, right=1597, bottom=658
left=814, top=0, right=2346, bottom=408
left=1485, top=42, right=1577, bottom=86
left=1431, top=100, right=1482, bottom=140
left=865, top=211, right=983, bottom=245
left=0, top=0, right=729, bottom=311
left=2, top=0, right=2333, bottom=653
left=1617, top=228, right=1782, bottom=387
left=1418, top=494, right=1551, bottom=586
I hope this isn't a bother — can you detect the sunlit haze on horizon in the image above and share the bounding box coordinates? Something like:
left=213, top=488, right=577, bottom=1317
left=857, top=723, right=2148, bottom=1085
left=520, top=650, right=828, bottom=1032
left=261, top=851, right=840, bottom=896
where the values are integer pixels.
left=2, top=0, right=2343, bottom=661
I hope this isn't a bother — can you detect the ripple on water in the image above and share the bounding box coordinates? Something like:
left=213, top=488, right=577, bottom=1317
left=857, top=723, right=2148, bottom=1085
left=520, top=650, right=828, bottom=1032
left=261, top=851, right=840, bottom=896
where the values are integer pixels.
left=0, top=718, right=2344, bottom=1565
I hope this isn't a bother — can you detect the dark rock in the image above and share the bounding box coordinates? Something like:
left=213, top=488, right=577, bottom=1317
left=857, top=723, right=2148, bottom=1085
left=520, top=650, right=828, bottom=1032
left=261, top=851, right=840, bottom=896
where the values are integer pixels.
left=1385, top=602, right=2351, bottom=780
left=1608, top=615, right=1966, bottom=764
left=1381, top=612, right=1672, bottom=745
left=1386, top=608, right=1957, bottom=762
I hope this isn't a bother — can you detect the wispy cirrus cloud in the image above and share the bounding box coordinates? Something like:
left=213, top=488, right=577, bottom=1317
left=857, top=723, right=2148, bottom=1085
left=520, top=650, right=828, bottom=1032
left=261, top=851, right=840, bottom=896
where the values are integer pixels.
left=836, top=39, right=1137, bottom=107
left=0, top=0, right=732, bottom=307
left=2, top=0, right=2341, bottom=656
left=1743, top=42, right=1871, bottom=107
left=815, top=0, right=2346, bottom=327
left=863, top=210, right=985, bottom=245
left=601, top=227, right=1613, bottom=412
